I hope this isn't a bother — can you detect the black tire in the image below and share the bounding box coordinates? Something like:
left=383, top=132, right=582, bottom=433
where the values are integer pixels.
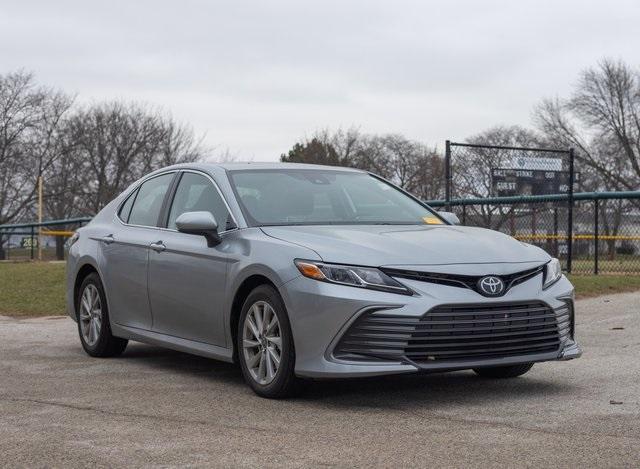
left=76, top=272, right=128, bottom=357
left=236, top=285, right=300, bottom=398
left=473, top=363, right=534, bottom=379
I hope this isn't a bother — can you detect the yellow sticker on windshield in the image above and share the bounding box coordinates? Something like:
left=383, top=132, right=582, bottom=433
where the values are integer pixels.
left=423, top=216, right=443, bottom=225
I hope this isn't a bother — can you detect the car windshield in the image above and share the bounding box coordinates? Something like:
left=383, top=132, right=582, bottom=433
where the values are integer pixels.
left=228, top=168, right=442, bottom=226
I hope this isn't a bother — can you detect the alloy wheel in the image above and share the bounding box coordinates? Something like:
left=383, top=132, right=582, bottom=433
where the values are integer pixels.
left=79, top=284, right=102, bottom=346
left=242, top=300, right=282, bottom=385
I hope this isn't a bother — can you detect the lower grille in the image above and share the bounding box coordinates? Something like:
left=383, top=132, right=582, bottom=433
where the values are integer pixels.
left=333, top=301, right=570, bottom=364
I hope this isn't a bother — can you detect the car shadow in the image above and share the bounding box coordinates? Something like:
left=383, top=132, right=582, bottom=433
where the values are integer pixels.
left=298, top=372, right=575, bottom=410
left=120, top=342, right=243, bottom=382
left=116, top=343, right=576, bottom=408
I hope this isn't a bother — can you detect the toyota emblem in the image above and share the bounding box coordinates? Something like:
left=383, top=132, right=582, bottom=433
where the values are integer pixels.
left=478, top=276, right=505, bottom=296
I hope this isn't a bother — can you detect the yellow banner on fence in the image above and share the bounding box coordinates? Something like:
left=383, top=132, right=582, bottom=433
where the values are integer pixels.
left=40, top=229, right=75, bottom=237
left=514, top=234, right=640, bottom=241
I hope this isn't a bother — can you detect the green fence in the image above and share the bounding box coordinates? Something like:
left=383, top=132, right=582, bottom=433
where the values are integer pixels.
left=0, top=217, right=92, bottom=261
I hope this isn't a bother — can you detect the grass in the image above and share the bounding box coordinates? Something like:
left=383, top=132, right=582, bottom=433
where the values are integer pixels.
left=567, top=274, right=640, bottom=299
left=0, top=262, right=639, bottom=317
left=571, top=256, right=640, bottom=275
left=2, top=247, right=62, bottom=261
left=0, top=262, right=66, bottom=317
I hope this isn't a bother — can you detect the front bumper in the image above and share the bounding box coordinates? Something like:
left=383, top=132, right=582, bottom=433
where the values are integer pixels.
left=558, top=341, right=583, bottom=360
left=281, top=272, right=581, bottom=378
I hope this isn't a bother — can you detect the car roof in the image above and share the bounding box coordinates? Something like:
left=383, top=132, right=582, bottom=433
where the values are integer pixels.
left=163, top=162, right=366, bottom=173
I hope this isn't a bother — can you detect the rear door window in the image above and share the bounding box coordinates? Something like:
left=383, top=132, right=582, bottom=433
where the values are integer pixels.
left=127, top=173, right=174, bottom=227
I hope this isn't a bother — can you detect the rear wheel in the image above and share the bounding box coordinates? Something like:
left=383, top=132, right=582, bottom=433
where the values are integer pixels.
left=77, top=273, right=128, bottom=357
left=473, top=363, right=534, bottom=378
left=237, top=285, right=300, bottom=398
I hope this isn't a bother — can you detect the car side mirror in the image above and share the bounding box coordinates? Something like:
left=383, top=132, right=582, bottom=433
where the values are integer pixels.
left=175, top=211, right=221, bottom=246
left=438, top=211, right=461, bottom=225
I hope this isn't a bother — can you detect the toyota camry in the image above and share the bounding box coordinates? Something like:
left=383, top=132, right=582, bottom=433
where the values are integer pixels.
left=66, top=163, right=582, bottom=398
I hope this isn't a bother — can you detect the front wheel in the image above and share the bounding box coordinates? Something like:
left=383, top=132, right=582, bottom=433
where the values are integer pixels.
left=473, top=363, right=534, bottom=378
left=237, top=285, right=300, bottom=398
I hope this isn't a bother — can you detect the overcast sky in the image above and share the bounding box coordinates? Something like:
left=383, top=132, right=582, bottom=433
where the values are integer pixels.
left=1, top=0, right=638, bottom=160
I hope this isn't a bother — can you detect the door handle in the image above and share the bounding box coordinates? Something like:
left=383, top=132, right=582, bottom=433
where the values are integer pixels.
left=101, top=234, right=115, bottom=245
left=150, top=241, right=166, bottom=252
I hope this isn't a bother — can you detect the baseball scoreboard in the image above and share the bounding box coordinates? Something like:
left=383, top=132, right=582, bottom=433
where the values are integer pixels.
left=490, top=156, right=579, bottom=196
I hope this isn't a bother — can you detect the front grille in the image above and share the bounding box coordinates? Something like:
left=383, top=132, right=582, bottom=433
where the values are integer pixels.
left=333, top=301, right=571, bottom=364
left=381, top=266, right=544, bottom=297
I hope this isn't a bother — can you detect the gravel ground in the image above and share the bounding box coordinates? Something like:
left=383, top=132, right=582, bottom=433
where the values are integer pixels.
left=1, top=292, right=639, bottom=468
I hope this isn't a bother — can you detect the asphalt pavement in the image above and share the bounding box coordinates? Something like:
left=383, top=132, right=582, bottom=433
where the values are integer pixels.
left=1, top=292, right=639, bottom=468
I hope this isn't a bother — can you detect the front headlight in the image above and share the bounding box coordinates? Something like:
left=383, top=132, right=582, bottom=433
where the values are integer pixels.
left=543, top=258, right=562, bottom=289
left=294, top=259, right=412, bottom=295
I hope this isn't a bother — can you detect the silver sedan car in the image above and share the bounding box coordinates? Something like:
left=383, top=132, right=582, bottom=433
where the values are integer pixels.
left=66, top=163, right=582, bottom=398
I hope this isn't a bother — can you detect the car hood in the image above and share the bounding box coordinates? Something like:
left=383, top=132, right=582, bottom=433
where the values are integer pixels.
left=261, top=225, right=550, bottom=267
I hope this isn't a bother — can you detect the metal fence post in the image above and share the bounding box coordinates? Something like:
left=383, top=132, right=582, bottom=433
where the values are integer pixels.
left=553, top=207, right=559, bottom=258
left=462, top=204, right=467, bottom=225
left=30, top=225, right=35, bottom=260
left=567, top=148, right=575, bottom=273
left=509, top=208, right=516, bottom=236
left=594, top=198, right=599, bottom=275
left=445, top=140, right=451, bottom=211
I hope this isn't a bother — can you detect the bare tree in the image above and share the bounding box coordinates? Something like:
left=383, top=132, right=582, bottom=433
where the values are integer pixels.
left=356, top=134, right=444, bottom=199
left=534, top=58, right=640, bottom=259
left=41, top=124, right=86, bottom=258
left=64, top=101, right=204, bottom=214
left=155, top=117, right=204, bottom=168
left=0, top=71, right=73, bottom=258
left=535, top=59, right=640, bottom=191
left=454, top=125, right=547, bottom=230
left=410, top=150, right=446, bottom=201
left=315, top=127, right=364, bottom=166
left=0, top=72, right=209, bottom=259
left=281, top=128, right=444, bottom=200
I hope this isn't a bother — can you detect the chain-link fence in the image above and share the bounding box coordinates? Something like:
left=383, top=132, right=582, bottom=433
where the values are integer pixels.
left=0, top=218, right=91, bottom=261
left=439, top=141, right=640, bottom=274
left=445, top=141, right=578, bottom=269
left=428, top=192, right=640, bottom=275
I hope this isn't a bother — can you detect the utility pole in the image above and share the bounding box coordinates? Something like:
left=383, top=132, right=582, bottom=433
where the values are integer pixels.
left=38, top=176, right=43, bottom=261
left=566, top=148, right=575, bottom=273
